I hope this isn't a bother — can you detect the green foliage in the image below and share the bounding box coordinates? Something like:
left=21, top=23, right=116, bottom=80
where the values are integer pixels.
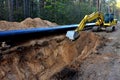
left=40, top=1, right=96, bottom=24
left=0, top=1, right=7, bottom=20
left=63, top=2, right=95, bottom=24
left=0, top=0, right=119, bottom=24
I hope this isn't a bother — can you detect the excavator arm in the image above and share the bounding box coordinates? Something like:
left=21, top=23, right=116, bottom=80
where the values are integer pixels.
left=66, top=12, right=104, bottom=40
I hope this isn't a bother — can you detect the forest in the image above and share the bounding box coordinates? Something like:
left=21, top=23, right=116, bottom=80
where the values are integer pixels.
left=0, top=0, right=120, bottom=24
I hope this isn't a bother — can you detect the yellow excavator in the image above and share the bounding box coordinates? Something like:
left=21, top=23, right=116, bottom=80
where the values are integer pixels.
left=66, top=12, right=117, bottom=40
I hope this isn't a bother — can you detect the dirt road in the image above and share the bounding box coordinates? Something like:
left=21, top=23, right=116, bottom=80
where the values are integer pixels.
left=97, top=22, right=120, bottom=55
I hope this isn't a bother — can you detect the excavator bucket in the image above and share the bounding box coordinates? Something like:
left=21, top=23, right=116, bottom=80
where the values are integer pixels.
left=66, top=30, right=79, bottom=40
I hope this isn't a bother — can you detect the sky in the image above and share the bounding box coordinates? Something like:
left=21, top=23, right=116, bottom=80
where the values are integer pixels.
left=116, top=0, right=120, bottom=8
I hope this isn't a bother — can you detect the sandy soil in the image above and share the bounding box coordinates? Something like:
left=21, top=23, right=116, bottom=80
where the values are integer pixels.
left=0, top=31, right=102, bottom=80
left=0, top=18, right=57, bottom=31
left=0, top=18, right=120, bottom=80
left=51, top=23, right=120, bottom=80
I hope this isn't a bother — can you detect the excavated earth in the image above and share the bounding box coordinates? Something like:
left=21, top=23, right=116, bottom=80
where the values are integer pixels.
left=0, top=18, right=120, bottom=80
left=0, top=18, right=57, bottom=31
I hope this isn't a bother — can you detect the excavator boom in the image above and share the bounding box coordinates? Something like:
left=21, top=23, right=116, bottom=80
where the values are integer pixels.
left=66, top=12, right=104, bottom=40
left=75, top=12, right=104, bottom=31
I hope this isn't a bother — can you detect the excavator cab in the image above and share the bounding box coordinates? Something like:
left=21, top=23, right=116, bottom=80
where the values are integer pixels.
left=104, top=13, right=117, bottom=32
left=104, top=13, right=114, bottom=23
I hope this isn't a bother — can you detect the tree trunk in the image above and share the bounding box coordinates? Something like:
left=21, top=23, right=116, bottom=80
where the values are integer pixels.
left=23, top=0, right=30, bottom=18
left=97, top=0, right=100, bottom=11
left=16, top=0, right=19, bottom=10
left=23, top=0, right=26, bottom=18
left=37, top=0, right=40, bottom=17
left=8, top=0, right=14, bottom=21
left=39, top=0, right=44, bottom=16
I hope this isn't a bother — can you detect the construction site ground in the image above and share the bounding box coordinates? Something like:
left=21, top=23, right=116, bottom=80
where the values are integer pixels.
left=0, top=18, right=120, bottom=80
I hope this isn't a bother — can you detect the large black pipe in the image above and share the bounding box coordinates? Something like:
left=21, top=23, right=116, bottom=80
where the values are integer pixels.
left=0, top=23, right=95, bottom=42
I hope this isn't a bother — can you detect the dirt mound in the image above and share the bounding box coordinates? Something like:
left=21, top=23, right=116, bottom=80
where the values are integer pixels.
left=0, top=21, right=24, bottom=31
left=0, top=31, right=102, bottom=80
left=20, top=18, right=57, bottom=28
left=0, top=18, right=57, bottom=30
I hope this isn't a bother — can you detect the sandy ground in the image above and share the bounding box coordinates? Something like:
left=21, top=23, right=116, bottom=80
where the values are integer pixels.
left=51, top=23, right=120, bottom=80
left=0, top=18, right=57, bottom=31
left=96, top=23, right=120, bottom=55
left=0, top=18, right=120, bottom=80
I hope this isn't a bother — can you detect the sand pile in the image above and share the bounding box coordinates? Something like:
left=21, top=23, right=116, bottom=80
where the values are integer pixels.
left=0, top=18, right=57, bottom=31
left=20, top=18, right=57, bottom=28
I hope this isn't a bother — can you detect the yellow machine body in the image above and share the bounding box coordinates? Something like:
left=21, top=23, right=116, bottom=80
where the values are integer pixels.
left=66, top=12, right=117, bottom=40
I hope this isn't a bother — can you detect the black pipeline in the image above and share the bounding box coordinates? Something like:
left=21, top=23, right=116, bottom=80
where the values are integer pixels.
left=0, top=23, right=95, bottom=42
